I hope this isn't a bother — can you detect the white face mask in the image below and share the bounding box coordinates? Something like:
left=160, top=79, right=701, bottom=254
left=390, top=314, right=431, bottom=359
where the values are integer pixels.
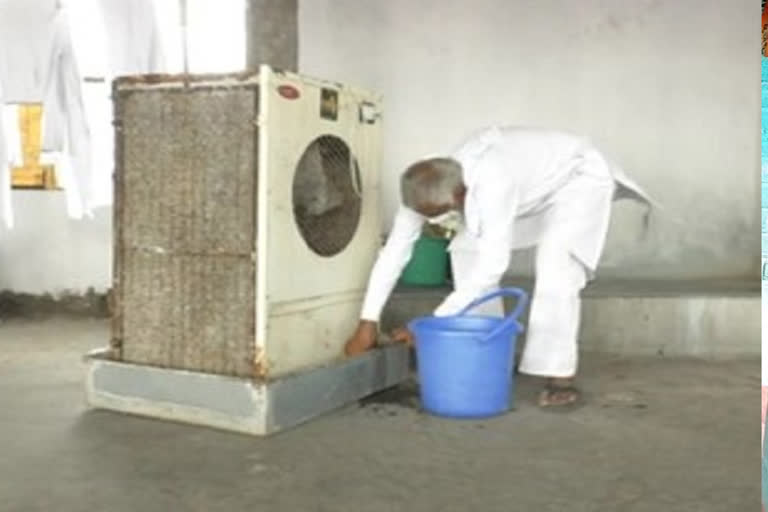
left=426, top=210, right=463, bottom=231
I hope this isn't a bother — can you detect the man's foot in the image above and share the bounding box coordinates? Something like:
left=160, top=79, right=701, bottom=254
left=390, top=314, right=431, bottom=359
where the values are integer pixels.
left=538, top=378, right=581, bottom=408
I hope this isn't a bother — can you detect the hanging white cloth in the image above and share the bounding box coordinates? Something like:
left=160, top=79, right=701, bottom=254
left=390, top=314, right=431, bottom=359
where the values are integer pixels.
left=0, top=0, right=61, bottom=101
left=0, top=81, right=12, bottom=230
left=0, top=0, right=167, bottom=221
left=0, top=0, right=93, bottom=220
left=64, top=0, right=166, bottom=79
left=1, top=104, right=22, bottom=168
left=96, top=0, right=167, bottom=77
left=64, top=0, right=167, bottom=209
left=64, top=0, right=112, bottom=209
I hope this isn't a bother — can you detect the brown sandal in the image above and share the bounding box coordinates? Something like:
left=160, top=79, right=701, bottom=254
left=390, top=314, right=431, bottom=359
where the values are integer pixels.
left=538, top=383, right=583, bottom=411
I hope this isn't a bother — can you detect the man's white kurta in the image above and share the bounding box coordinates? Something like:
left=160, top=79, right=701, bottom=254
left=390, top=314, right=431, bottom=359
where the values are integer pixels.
left=360, top=126, right=652, bottom=322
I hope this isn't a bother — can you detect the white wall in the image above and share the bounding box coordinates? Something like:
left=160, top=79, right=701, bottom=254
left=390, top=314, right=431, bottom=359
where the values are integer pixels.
left=0, top=195, right=112, bottom=294
left=299, top=0, right=759, bottom=280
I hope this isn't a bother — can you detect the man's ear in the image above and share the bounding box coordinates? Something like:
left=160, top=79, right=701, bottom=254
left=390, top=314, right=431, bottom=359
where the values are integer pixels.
left=453, top=185, right=467, bottom=205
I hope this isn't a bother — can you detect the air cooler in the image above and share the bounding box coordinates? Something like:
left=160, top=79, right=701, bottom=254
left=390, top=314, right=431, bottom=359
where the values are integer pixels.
left=84, top=66, right=409, bottom=435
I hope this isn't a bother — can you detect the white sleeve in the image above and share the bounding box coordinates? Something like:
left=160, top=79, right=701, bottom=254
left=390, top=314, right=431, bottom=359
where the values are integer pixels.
left=0, top=84, right=11, bottom=229
left=60, top=25, right=93, bottom=215
left=434, top=179, right=518, bottom=317
left=360, top=205, right=424, bottom=322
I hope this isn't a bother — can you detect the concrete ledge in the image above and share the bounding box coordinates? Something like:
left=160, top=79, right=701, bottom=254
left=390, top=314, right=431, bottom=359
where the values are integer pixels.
left=0, top=289, right=109, bottom=318
left=84, top=344, right=409, bottom=436
left=580, top=294, right=759, bottom=357
left=382, top=279, right=759, bottom=358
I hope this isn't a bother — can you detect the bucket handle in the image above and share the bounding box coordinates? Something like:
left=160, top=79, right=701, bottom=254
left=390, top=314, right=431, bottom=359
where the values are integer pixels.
left=457, top=287, right=529, bottom=343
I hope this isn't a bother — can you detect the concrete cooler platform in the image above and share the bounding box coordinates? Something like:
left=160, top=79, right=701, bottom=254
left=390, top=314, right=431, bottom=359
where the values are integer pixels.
left=84, top=344, right=409, bottom=436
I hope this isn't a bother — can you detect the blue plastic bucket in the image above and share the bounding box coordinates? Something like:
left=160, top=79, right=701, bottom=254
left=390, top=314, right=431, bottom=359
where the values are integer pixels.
left=408, top=288, right=528, bottom=419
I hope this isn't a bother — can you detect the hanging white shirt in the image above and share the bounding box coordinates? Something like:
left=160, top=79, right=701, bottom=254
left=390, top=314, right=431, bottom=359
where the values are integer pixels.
left=0, top=80, right=11, bottom=230
left=96, top=0, right=166, bottom=77
left=0, top=0, right=60, bottom=101
left=66, top=0, right=166, bottom=79
left=65, top=0, right=166, bottom=209
left=0, top=0, right=92, bottom=219
left=359, top=126, right=654, bottom=322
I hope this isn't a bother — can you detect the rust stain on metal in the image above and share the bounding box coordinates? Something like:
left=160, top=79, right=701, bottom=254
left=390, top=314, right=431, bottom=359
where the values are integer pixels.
left=253, top=346, right=270, bottom=379
left=111, top=77, right=126, bottom=358
left=115, top=71, right=259, bottom=87
left=106, top=346, right=122, bottom=360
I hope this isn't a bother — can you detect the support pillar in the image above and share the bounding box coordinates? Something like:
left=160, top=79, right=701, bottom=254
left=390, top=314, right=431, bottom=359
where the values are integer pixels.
left=246, top=0, right=298, bottom=72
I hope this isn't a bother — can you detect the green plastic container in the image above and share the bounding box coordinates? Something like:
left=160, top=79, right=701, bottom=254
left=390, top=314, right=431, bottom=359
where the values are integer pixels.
left=400, top=235, right=450, bottom=287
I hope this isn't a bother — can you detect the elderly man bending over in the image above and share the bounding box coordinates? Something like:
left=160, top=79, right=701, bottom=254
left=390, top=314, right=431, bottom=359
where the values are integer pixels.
left=345, top=126, right=653, bottom=409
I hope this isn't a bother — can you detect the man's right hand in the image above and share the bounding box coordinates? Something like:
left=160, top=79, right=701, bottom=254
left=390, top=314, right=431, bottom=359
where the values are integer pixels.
left=344, top=320, right=378, bottom=357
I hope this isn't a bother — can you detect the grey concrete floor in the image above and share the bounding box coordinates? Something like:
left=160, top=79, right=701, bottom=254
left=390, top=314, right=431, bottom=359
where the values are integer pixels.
left=0, top=318, right=759, bottom=512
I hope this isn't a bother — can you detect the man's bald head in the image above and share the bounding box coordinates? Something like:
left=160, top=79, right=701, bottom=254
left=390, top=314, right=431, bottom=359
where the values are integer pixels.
left=400, top=157, right=465, bottom=216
